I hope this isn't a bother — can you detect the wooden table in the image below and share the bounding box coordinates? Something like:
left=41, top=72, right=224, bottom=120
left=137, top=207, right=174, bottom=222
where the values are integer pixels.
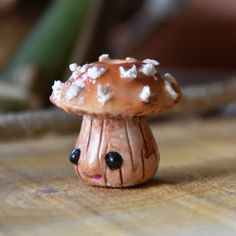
left=0, top=118, right=236, bottom=235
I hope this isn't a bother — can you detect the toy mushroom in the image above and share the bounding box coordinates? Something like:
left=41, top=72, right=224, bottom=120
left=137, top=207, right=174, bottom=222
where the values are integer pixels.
left=50, top=55, right=182, bottom=187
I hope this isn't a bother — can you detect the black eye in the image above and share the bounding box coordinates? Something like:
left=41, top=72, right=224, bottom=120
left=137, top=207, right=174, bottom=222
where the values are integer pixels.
left=105, top=152, right=123, bottom=170
left=69, top=148, right=81, bottom=165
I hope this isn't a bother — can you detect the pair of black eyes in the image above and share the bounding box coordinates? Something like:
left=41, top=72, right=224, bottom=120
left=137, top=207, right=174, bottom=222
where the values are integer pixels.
left=69, top=148, right=123, bottom=170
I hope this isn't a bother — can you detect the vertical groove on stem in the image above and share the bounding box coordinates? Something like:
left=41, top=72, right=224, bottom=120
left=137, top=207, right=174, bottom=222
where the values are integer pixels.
left=119, top=169, right=123, bottom=187
left=141, top=149, right=145, bottom=180
left=124, top=119, right=134, bottom=171
left=104, top=140, right=108, bottom=186
left=86, top=116, right=93, bottom=153
left=138, top=117, right=148, bottom=158
left=97, top=119, right=104, bottom=169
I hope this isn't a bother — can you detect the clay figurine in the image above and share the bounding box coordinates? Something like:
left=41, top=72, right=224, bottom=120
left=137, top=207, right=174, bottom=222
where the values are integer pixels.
left=50, top=55, right=182, bottom=187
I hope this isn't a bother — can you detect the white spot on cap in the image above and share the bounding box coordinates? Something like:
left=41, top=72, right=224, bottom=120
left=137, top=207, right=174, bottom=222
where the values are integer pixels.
left=68, top=66, right=81, bottom=80
left=52, top=80, right=62, bottom=101
left=80, top=64, right=89, bottom=73
left=139, top=85, right=151, bottom=103
left=143, top=59, right=160, bottom=66
left=66, top=84, right=81, bottom=101
left=125, top=57, right=136, bottom=61
left=139, top=63, right=157, bottom=76
left=87, top=66, right=106, bottom=80
left=69, top=63, right=78, bottom=72
left=163, top=73, right=177, bottom=84
left=52, top=80, right=61, bottom=90
left=164, top=81, right=178, bottom=100
left=74, top=78, right=86, bottom=88
left=97, top=84, right=113, bottom=105
left=119, top=65, right=137, bottom=80
left=99, top=54, right=110, bottom=62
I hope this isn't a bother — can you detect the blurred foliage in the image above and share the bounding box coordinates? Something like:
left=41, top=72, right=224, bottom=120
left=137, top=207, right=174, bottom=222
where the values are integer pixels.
left=1, top=0, right=92, bottom=105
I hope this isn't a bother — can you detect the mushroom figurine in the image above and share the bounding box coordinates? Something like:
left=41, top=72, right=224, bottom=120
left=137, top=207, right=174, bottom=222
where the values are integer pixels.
left=50, top=55, right=182, bottom=187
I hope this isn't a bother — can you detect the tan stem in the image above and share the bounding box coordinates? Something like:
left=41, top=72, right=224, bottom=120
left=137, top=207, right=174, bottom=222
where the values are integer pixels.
left=74, top=115, right=160, bottom=187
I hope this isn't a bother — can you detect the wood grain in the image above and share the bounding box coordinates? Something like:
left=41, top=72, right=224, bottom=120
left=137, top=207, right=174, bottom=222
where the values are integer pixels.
left=0, top=118, right=236, bottom=235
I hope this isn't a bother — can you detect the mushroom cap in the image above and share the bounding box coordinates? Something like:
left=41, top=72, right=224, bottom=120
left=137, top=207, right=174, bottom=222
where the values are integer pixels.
left=50, top=56, right=182, bottom=117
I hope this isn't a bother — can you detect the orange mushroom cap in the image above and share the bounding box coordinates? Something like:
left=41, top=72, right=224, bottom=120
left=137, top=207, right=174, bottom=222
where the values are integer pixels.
left=50, top=55, right=182, bottom=117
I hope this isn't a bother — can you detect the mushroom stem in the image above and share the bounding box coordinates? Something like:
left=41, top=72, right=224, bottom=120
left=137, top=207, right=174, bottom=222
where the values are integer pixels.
left=74, top=115, right=160, bottom=187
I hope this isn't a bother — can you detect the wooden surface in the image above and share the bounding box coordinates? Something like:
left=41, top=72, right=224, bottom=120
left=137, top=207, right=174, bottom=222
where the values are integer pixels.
left=0, top=118, right=236, bottom=235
